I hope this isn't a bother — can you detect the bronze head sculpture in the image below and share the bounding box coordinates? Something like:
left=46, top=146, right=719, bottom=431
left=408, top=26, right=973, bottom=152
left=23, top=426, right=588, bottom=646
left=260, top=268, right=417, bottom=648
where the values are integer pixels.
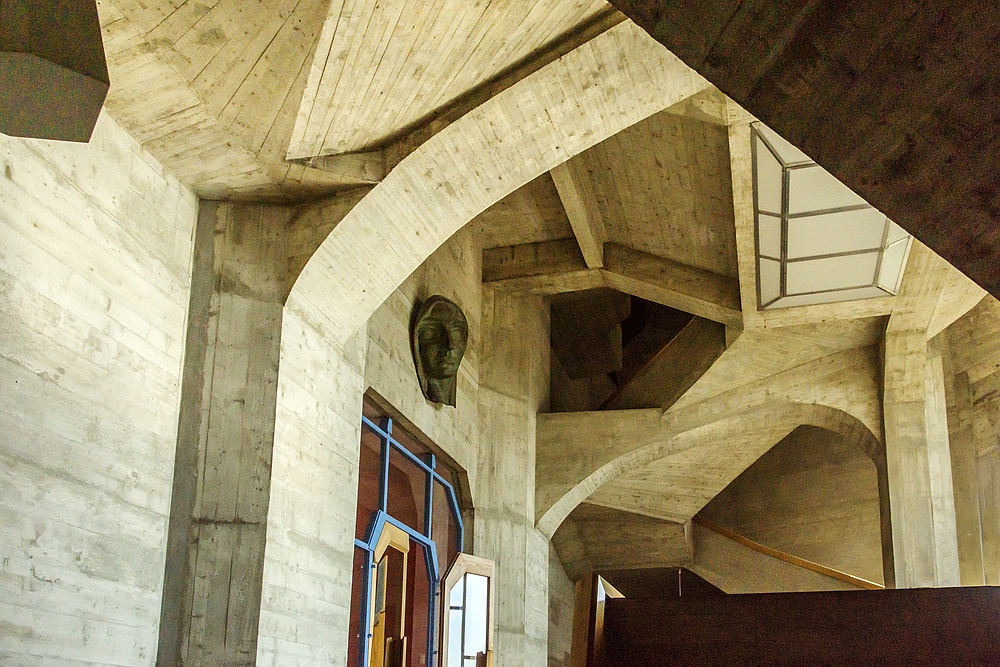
left=411, top=296, right=468, bottom=407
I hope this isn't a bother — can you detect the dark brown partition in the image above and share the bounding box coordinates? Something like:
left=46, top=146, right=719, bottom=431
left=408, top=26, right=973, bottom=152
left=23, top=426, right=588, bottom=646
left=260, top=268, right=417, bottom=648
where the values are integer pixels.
left=603, top=586, right=1000, bottom=666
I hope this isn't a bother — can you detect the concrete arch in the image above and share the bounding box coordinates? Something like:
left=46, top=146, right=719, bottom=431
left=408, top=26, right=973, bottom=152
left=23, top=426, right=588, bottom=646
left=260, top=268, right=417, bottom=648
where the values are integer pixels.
left=536, top=401, right=882, bottom=539
left=284, top=21, right=711, bottom=346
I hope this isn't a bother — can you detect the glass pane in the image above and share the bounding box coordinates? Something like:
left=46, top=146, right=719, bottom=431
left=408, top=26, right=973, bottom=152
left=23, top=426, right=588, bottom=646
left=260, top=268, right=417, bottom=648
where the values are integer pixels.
left=389, top=421, right=432, bottom=462
left=387, top=445, right=427, bottom=535
left=786, top=252, right=880, bottom=294
left=348, top=546, right=369, bottom=667
left=788, top=164, right=868, bottom=214
left=759, top=258, right=781, bottom=305
left=786, top=209, right=886, bottom=259
left=878, top=238, right=910, bottom=293
left=770, top=285, right=890, bottom=309
left=450, top=573, right=465, bottom=608
left=464, top=574, right=489, bottom=657
left=405, top=540, right=432, bottom=667
left=754, top=134, right=783, bottom=215
left=448, top=607, right=464, bottom=667
left=433, top=480, right=461, bottom=574
left=756, top=123, right=811, bottom=165
left=757, top=214, right=781, bottom=258
left=886, top=220, right=909, bottom=245
left=357, top=424, right=383, bottom=540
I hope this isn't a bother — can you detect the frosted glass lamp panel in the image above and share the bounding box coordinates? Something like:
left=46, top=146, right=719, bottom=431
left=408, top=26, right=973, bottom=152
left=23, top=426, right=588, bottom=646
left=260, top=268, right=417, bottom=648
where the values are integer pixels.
left=787, top=165, right=869, bottom=214
left=758, top=214, right=782, bottom=258
left=756, top=123, right=812, bottom=165
left=886, top=220, right=909, bottom=245
left=786, top=209, right=887, bottom=258
left=755, top=136, right=784, bottom=214
left=464, top=574, right=489, bottom=660
left=759, top=258, right=781, bottom=305
left=775, top=286, right=891, bottom=308
left=786, top=252, right=879, bottom=294
left=877, top=238, right=911, bottom=293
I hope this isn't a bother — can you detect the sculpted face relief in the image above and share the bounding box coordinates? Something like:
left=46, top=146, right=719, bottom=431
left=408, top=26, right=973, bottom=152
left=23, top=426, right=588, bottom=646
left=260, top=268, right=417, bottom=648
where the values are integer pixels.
left=411, top=296, right=468, bottom=406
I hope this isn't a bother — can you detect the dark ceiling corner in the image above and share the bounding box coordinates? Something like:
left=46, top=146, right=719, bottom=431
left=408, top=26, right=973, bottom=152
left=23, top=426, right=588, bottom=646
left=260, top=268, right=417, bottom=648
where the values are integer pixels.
left=0, top=0, right=110, bottom=142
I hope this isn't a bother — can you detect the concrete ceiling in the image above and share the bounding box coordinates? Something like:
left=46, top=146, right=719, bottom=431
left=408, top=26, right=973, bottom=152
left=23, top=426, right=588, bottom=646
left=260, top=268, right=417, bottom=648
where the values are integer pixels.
left=576, top=108, right=738, bottom=278
left=85, top=0, right=1000, bottom=581
left=96, top=0, right=620, bottom=199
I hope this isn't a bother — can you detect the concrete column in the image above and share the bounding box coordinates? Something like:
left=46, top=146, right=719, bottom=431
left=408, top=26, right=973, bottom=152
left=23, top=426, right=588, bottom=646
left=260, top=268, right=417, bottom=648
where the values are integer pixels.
left=475, top=288, right=551, bottom=667
left=940, top=332, right=987, bottom=585
left=158, top=202, right=289, bottom=666
left=883, top=329, right=961, bottom=588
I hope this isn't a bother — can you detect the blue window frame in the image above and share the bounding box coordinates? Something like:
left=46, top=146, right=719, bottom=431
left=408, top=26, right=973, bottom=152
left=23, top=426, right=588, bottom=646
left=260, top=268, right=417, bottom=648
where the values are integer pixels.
left=352, top=410, right=465, bottom=667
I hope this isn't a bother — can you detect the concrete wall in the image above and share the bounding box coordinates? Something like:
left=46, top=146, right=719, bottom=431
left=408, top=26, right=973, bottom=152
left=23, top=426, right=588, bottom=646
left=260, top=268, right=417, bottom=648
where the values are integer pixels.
left=262, top=228, right=552, bottom=665
left=547, top=545, right=575, bottom=667
left=476, top=287, right=551, bottom=667
left=0, top=113, right=198, bottom=664
left=700, top=425, right=884, bottom=586
left=689, top=525, right=858, bottom=594
left=943, top=296, right=1000, bottom=585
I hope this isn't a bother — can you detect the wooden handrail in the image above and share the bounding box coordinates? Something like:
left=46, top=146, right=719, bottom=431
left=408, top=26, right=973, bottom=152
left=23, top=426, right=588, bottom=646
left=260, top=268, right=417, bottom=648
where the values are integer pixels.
left=692, top=516, right=885, bottom=591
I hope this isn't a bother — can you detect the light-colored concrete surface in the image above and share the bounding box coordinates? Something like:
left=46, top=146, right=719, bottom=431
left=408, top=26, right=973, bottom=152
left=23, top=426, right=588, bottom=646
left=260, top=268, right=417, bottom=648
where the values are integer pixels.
left=0, top=112, right=197, bottom=664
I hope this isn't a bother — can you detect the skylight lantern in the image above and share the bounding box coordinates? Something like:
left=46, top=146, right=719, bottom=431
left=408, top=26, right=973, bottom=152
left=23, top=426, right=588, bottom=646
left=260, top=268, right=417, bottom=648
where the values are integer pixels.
left=752, top=123, right=911, bottom=309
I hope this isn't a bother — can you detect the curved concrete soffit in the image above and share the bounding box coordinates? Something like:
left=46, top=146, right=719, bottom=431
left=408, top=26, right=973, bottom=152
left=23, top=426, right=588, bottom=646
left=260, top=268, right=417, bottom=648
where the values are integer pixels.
left=536, top=402, right=882, bottom=539
left=286, top=21, right=712, bottom=345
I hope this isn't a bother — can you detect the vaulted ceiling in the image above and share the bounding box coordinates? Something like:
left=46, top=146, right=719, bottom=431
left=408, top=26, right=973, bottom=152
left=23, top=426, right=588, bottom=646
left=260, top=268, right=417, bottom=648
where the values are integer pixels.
left=88, top=0, right=1000, bottom=583
left=96, top=0, right=1000, bottom=300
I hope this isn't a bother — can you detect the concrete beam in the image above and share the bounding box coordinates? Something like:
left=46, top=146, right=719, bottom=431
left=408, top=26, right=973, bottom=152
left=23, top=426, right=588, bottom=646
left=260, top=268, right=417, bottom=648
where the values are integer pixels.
left=482, top=240, right=742, bottom=327
left=602, top=243, right=742, bottom=328
left=550, top=160, right=608, bottom=268
left=304, top=151, right=385, bottom=184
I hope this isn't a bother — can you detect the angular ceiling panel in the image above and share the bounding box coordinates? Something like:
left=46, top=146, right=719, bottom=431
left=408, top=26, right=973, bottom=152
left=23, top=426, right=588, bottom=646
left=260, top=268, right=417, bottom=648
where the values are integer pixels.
left=289, top=0, right=609, bottom=159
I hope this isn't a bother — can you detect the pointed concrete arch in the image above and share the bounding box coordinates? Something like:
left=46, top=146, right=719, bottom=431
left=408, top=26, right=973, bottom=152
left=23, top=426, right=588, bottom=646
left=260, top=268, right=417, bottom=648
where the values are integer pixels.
left=284, top=21, right=712, bottom=345
left=535, top=401, right=883, bottom=541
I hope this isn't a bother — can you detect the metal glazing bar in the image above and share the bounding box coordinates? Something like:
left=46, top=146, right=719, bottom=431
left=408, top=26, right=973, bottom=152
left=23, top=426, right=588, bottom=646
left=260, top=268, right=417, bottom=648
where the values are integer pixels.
left=445, top=484, right=465, bottom=552
left=378, top=424, right=390, bottom=514
left=359, top=547, right=374, bottom=667
left=425, top=545, right=437, bottom=664
left=752, top=126, right=764, bottom=311
left=424, top=455, right=435, bottom=538
left=390, top=439, right=436, bottom=475
left=784, top=284, right=892, bottom=298
left=785, top=248, right=883, bottom=262
left=752, top=125, right=790, bottom=169
left=780, top=164, right=789, bottom=299
left=384, top=514, right=436, bottom=549
left=786, top=203, right=873, bottom=218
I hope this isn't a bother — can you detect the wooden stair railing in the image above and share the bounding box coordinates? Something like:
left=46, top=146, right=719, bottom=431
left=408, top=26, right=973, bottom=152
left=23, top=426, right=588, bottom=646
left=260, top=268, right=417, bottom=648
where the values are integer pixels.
left=692, top=515, right=885, bottom=590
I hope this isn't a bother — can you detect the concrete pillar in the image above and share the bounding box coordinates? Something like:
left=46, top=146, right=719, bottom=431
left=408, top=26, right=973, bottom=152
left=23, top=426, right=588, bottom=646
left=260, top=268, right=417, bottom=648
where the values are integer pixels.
left=475, top=288, right=551, bottom=667
left=883, top=329, right=961, bottom=588
left=940, top=332, right=987, bottom=585
left=158, top=202, right=289, bottom=666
